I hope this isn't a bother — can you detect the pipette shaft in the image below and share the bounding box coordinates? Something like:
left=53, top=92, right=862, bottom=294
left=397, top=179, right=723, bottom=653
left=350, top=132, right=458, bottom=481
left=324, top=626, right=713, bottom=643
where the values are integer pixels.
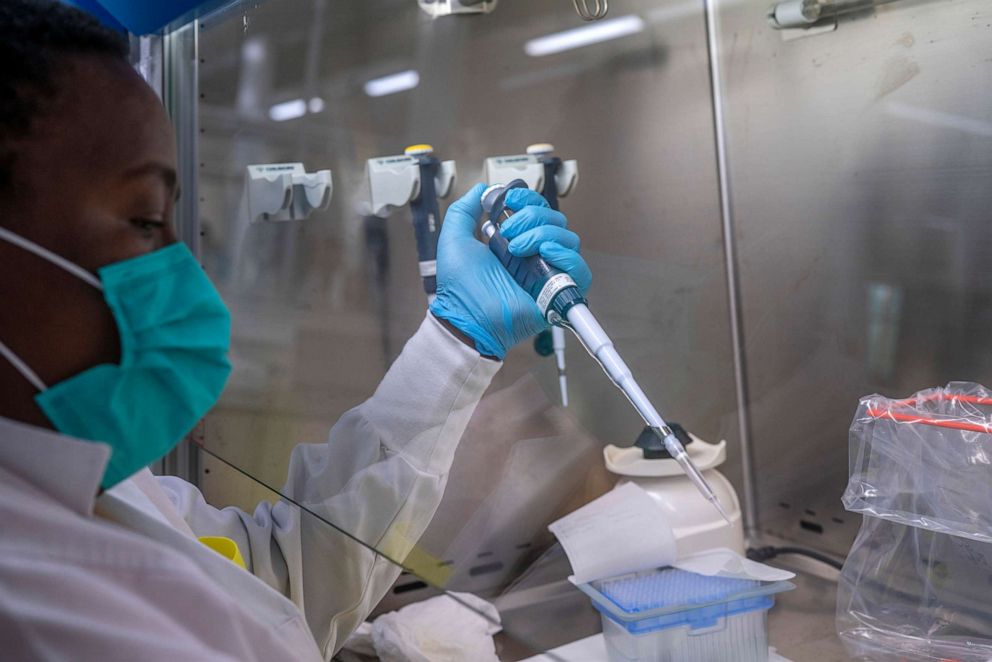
left=481, top=181, right=730, bottom=522
left=552, top=326, right=568, bottom=407
left=566, top=304, right=730, bottom=522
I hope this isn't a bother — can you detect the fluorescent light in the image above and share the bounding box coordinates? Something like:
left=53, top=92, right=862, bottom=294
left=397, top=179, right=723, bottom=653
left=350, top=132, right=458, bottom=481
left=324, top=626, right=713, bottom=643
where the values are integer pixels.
left=525, top=15, right=645, bottom=57
left=242, top=37, right=266, bottom=64
left=269, top=98, right=307, bottom=122
left=364, top=70, right=420, bottom=98
left=267, top=97, right=325, bottom=122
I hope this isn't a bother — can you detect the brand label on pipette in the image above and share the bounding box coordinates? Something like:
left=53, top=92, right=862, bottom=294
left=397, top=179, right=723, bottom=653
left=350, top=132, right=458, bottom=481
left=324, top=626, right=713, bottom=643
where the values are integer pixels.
left=537, top=273, right=576, bottom=315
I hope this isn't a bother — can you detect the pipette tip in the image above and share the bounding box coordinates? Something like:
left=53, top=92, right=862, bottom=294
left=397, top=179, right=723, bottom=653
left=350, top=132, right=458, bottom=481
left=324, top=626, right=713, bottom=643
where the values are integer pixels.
left=711, top=496, right=732, bottom=525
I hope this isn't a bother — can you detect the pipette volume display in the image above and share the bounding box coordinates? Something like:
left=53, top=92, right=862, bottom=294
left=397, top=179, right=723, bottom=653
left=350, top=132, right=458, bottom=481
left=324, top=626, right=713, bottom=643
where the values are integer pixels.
left=480, top=181, right=731, bottom=523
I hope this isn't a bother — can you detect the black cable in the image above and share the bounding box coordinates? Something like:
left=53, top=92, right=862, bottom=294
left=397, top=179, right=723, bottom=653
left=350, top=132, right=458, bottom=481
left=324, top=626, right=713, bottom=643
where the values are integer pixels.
left=747, top=545, right=845, bottom=571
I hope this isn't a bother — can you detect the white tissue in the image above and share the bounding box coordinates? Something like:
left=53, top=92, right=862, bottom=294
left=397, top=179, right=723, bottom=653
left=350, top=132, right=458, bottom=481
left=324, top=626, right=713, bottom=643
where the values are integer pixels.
left=549, top=483, right=795, bottom=583
left=675, top=547, right=795, bottom=581
left=341, top=592, right=501, bottom=662
left=548, top=483, right=678, bottom=583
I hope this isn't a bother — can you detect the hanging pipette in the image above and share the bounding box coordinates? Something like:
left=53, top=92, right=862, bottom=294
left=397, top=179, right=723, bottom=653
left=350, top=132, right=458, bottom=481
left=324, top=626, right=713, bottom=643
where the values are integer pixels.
left=481, top=180, right=731, bottom=523
left=366, top=145, right=457, bottom=303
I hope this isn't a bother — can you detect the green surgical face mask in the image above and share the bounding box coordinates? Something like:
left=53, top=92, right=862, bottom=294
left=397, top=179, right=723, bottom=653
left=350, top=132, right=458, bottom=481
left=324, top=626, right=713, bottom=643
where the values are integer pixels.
left=0, top=227, right=231, bottom=489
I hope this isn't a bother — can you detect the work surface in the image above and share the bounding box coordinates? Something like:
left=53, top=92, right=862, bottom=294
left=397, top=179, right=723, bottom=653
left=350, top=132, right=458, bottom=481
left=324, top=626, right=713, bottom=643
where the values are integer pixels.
left=767, top=571, right=849, bottom=662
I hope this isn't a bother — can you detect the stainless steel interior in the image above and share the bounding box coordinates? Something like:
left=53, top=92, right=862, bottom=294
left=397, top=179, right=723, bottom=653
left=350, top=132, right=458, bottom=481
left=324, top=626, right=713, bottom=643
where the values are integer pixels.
left=715, top=0, right=992, bottom=557
left=187, top=0, right=992, bottom=654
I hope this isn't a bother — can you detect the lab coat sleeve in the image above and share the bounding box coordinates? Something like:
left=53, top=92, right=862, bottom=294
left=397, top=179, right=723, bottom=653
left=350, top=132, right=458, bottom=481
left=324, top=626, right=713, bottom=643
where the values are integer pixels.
left=157, top=314, right=500, bottom=658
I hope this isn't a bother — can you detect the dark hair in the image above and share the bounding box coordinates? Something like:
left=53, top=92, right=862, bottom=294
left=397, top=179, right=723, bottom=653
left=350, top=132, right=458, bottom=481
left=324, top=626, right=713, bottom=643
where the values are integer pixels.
left=0, top=0, right=129, bottom=191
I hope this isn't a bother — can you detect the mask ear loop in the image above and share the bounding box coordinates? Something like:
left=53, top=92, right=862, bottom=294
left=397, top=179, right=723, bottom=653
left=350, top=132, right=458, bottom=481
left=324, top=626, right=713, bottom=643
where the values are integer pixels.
left=0, top=338, right=47, bottom=392
left=0, top=226, right=103, bottom=392
left=0, top=226, right=102, bottom=290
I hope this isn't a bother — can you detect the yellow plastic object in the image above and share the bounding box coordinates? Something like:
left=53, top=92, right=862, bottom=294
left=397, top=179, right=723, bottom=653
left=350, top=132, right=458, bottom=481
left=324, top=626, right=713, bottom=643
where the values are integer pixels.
left=382, top=523, right=455, bottom=588
left=404, top=144, right=434, bottom=156
left=402, top=542, right=455, bottom=588
left=198, top=536, right=247, bottom=570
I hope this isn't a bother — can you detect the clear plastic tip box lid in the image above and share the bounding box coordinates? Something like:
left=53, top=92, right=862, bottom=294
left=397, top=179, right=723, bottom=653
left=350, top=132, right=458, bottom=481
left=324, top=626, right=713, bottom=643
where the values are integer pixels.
left=577, top=569, right=794, bottom=662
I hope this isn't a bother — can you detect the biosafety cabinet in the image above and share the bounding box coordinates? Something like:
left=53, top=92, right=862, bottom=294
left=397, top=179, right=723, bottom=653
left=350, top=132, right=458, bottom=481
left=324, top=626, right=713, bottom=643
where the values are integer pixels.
left=135, top=0, right=992, bottom=658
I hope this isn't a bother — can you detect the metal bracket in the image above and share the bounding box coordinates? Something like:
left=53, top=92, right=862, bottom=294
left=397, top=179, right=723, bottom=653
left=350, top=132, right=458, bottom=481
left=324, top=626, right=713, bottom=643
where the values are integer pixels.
left=418, top=0, right=497, bottom=18
left=769, top=0, right=901, bottom=32
left=573, top=0, right=609, bottom=21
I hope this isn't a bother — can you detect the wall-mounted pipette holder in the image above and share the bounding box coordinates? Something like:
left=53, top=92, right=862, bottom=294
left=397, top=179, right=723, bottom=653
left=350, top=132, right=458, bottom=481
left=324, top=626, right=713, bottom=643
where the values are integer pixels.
left=245, top=163, right=332, bottom=223
left=365, top=154, right=456, bottom=218
left=484, top=153, right=578, bottom=198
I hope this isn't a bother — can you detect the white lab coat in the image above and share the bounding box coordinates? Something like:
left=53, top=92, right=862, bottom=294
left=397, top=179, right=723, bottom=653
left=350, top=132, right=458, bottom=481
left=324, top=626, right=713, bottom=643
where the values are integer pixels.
left=0, top=315, right=499, bottom=661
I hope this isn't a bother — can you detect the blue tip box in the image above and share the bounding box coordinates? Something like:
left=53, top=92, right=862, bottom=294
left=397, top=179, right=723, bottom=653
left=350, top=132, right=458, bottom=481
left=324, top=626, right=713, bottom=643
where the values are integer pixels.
left=575, top=568, right=794, bottom=662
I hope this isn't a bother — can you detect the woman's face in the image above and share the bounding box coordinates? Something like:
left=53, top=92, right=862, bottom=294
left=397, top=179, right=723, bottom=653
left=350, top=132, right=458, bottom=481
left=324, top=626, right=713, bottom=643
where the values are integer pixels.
left=0, top=54, right=179, bottom=424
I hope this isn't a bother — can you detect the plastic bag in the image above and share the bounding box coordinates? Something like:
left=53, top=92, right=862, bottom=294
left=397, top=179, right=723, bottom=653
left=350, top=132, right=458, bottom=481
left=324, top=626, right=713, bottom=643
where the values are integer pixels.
left=837, top=382, right=992, bottom=661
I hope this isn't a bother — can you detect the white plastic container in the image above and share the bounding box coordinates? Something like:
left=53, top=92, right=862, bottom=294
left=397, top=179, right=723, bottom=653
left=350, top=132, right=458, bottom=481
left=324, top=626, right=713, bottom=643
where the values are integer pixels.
left=603, top=430, right=745, bottom=559
left=576, top=568, right=794, bottom=662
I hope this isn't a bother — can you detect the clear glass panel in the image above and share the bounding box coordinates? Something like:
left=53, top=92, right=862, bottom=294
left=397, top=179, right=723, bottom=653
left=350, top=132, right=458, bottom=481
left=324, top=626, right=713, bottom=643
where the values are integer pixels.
left=194, top=0, right=734, bottom=656
left=714, top=0, right=992, bottom=562
left=199, top=444, right=566, bottom=658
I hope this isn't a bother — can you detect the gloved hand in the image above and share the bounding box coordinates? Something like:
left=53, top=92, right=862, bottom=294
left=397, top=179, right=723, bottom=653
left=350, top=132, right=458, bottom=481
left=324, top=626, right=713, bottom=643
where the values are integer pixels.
left=429, top=183, right=592, bottom=360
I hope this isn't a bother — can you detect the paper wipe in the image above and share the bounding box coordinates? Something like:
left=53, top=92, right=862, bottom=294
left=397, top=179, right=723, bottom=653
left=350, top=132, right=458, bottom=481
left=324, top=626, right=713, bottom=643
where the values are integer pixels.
left=548, top=483, right=677, bottom=584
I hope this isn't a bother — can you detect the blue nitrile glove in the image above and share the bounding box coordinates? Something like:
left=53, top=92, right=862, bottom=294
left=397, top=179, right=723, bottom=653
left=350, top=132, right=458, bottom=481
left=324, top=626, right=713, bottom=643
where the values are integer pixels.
left=430, top=183, right=592, bottom=360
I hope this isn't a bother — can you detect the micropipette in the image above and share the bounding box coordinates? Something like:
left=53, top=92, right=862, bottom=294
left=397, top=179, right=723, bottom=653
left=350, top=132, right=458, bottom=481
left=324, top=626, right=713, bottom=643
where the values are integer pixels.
left=485, top=143, right=578, bottom=407
left=404, top=145, right=445, bottom=301
left=365, top=145, right=457, bottom=303
left=481, top=180, right=731, bottom=523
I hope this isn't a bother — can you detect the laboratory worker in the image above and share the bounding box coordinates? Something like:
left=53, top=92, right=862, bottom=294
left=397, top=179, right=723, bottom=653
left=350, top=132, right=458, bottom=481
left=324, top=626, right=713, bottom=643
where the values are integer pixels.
left=0, top=3, right=592, bottom=660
